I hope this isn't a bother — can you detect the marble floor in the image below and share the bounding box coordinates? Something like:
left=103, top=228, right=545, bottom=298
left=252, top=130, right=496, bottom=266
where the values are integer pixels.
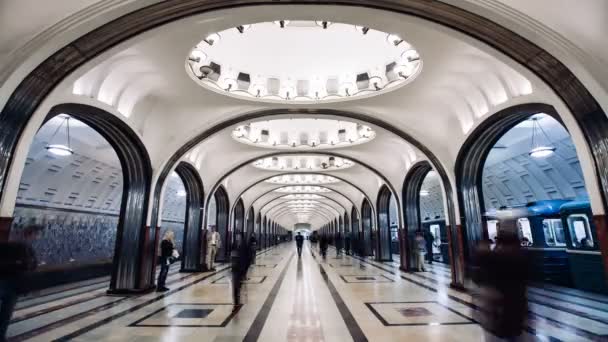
left=7, top=243, right=608, bottom=341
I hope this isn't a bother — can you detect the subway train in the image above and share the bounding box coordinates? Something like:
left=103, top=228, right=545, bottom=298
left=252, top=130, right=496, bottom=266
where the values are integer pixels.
left=486, top=199, right=607, bottom=294
left=421, top=216, right=451, bottom=264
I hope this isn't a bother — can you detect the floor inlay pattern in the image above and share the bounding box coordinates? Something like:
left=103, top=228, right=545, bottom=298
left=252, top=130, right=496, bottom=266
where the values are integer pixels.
left=339, top=274, right=394, bottom=283
left=129, top=303, right=241, bottom=327
left=9, top=244, right=608, bottom=341
left=365, top=301, right=474, bottom=326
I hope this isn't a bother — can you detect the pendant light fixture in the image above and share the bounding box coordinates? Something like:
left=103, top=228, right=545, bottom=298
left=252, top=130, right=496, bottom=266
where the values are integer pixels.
left=528, top=116, right=556, bottom=158
left=45, top=115, right=74, bottom=156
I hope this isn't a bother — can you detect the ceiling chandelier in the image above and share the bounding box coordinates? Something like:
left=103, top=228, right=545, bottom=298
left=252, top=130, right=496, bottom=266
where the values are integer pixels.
left=274, top=186, right=332, bottom=193
left=45, top=115, right=74, bottom=156
left=235, top=119, right=375, bottom=150
left=186, top=21, right=422, bottom=103
left=528, top=115, right=556, bottom=158
left=265, top=174, right=340, bottom=185
left=420, top=189, right=430, bottom=196
left=252, top=154, right=355, bottom=171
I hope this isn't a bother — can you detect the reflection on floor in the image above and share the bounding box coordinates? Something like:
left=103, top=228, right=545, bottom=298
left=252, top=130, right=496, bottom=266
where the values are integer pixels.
left=7, top=243, right=608, bottom=341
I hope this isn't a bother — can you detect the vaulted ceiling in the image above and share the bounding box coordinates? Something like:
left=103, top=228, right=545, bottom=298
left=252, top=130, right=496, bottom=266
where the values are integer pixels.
left=2, top=0, right=607, bottom=229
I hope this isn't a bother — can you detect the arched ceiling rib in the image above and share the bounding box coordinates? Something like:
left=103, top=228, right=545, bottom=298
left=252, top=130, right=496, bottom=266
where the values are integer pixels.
left=3, top=0, right=607, bottom=226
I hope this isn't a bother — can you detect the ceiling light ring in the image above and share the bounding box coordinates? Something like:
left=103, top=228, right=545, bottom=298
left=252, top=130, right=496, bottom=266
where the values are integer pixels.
left=236, top=134, right=372, bottom=149
left=45, top=116, right=74, bottom=156
left=186, top=21, right=422, bottom=103
left=528, top=115, right=557, bottom=158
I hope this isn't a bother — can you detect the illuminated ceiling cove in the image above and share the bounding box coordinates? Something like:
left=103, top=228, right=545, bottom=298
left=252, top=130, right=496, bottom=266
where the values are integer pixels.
left=234, top=119, right=375, bottom=150
left=274, top=186, right=332, bottom=193
left=281, top=194, right=325, bottom=200
left=283, top=200, right=321, bottom=205
left=252, top=154, right=355, bottom=172
left=186, top=21, right=421, bottom=103
left=265, top=174, right=340, bottom=185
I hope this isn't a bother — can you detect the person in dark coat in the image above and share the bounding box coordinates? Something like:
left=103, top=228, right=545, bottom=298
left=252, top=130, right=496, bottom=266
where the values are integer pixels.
left=319, top=235, right=329, bottom=260
left=0, top=228, right=38, bottom=340
left=474, top=220, right=528, bottom=341
left=295, top=232, right=304, bottom=257
left=156, top=230, right=175, bottom=292
left=231, top=237, right=252, bottom=308
left=335, top=232, right=343, bottom=256
left=249, top=234, right=258, bottom=265
left=424, top=229, right=434, bottom=264
left=344, top=233, right=351, bottom=255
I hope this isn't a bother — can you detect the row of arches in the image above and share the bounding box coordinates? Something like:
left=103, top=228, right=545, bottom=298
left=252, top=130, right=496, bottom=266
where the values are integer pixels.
left=1, top=102, right=607, bottom=294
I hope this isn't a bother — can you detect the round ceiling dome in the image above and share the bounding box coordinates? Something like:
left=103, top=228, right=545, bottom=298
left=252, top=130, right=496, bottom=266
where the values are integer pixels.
left=235, top=118, right=375, bottom=150
left=252, top=154, right=354, bottom=172
left=186, top=21, right=421, bottom=103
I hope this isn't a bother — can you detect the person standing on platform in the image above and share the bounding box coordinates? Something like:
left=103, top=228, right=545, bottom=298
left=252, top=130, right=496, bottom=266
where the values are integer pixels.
left=335, top=232, right=343, bottom=256
left=414, top=231, right=427, bottom=271
left=425, top=229, right=434, bottom=264
left=345, top=233, right=351, bottom=255
left=207, top=226, right=221, bottom=271
left=156, top=230, right=175, bottom=292
left=319, top=235, right=329, bottom=260
left=0, top=227, right=38, bottom=341
left=295, top=232, right=304, bottom=257
left=249, top=234, right=257, bottom=265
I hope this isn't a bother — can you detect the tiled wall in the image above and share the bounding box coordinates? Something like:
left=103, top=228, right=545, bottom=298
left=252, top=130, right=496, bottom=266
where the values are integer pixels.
left=10, top=123, right=188, bottom=268
left=10, top=206, right=118, bottom=267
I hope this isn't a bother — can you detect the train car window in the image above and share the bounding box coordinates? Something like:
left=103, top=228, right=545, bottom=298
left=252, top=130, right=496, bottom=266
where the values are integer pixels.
left=430, top=224, right=441, bottom=254
left=567, top=214, right=594, bottom=248
left=517, top=218, right=533, bottom=246
left=487, top=220, right=498, bottom=244
left=390, top=224, right=398, bottom=242
left=543, top=219, right=566, bottom=247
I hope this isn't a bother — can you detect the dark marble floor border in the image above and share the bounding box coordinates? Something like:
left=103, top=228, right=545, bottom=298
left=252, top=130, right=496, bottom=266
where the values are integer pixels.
left=129, top=303, right=242, bottom=327
left=41, top=246, right=278, bottom=342
left=16, top=263, right=180, bottom=312
left=252, top=264, right=278, bottom=268
left=410, top=267, right=608, bottom=325
left=341, top=249, right=601, bottom=341
left=339, top=274, right=394, bottom=283
left=312, top=249, right=368, bottom=342
left=364, top=301, right=475, bottom=326
left=8, top=268, right=210, bottom=342
left=243, top=251, right=294, bottom=342
left=211, top=275, right=267, bottom=284
left=426, top=264, right=608, bottom=312
left=12, top=268, right=181, bottom=322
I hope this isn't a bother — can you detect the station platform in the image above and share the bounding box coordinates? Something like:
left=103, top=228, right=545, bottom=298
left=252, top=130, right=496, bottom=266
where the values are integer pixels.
left=6, top=243, right=608, bottom=341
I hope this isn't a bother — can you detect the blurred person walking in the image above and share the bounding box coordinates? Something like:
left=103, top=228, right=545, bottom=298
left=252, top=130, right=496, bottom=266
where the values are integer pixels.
left=474, top=219, right=529, bottom=342
left=0, top=227, right=38, bottom=340
left=231, top=237, right=252, bottom=309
